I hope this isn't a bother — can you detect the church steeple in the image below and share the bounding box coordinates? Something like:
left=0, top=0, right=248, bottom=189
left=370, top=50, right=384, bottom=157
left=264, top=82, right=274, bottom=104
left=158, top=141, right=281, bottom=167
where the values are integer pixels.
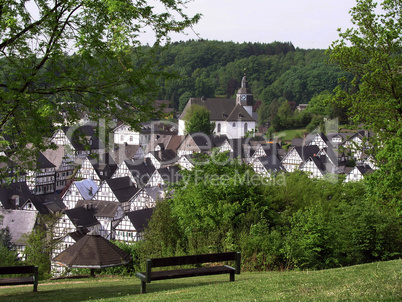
left=236, top=72, right=253, bottom=106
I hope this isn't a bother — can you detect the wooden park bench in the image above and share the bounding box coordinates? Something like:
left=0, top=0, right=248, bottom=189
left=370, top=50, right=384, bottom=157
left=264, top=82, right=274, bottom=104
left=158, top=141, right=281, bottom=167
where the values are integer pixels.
left=136, top=252, right=241, bottom=294
left=0, top=265, right=39, bottom=292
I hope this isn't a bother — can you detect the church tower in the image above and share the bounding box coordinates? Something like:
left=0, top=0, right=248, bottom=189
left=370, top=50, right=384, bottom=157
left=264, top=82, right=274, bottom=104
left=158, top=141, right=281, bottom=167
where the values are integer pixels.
left=236, top=73, right=253, bottom=116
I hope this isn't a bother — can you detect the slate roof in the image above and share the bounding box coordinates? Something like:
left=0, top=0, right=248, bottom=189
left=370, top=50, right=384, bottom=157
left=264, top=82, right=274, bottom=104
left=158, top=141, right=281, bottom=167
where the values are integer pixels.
left=37, top=193, right=66, bottom=213
left=0, top=181, right=36, bottom=210
left=149, top=149, right=178, bottom=164
left=124, top=158, right=156, bottom=187
left=0, top=209, right=38, bottom=245
left=300, top=156, right=327, bottom=175
left=91, top=153, right=118, bottom=180
left=226, top=104, right=255, bottom=122
left=126, top=207, right=154, bottom=231
left=68, top=229, right=89, bottom=242
left=36, top=152, right=56, bottom=169
left=105, top=176, right=139, bottom=202
left=180, top=98, right=234, bottom=121
left=294, top=145, right=320, bottom=161
left=178, top=133, right=228, bottom=152
left=76, top=200, right=122, bottom=218
left=180, top=98, right=255, bottom=123
left=355, top=164, right=374, bottom=175
left=64, top=207, right=100, bottom=228
left=156, top=165, right=182, bottom=184
left=258, top=155, right=285, bottom=172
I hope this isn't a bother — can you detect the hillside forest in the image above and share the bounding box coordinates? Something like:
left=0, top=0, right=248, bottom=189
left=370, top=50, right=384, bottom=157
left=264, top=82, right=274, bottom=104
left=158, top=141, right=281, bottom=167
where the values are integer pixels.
left=148, top=40, right=351, bottom=131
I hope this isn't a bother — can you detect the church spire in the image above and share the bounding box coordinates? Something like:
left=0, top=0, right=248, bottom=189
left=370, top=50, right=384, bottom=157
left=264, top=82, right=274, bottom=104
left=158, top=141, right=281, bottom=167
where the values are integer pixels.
left=236, top=72, right=253, bottom=106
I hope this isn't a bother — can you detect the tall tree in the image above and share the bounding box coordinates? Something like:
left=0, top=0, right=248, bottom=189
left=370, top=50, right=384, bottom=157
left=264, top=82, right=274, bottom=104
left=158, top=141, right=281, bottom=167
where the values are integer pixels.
left=0, top=227, right=19, bottom=266
left=329, top=0, right=402, bottom=212
left=0, top=0, right=200, bottom=176
left=184, top=104, right=215, bottom=134
left=329, top=0, right=401, bottom=138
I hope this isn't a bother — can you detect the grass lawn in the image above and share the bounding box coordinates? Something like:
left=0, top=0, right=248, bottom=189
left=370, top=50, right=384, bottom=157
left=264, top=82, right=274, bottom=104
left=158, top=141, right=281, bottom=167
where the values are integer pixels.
left=274, top=128, right=307, bottom=142
left=0, top=259, right=400, bottom=301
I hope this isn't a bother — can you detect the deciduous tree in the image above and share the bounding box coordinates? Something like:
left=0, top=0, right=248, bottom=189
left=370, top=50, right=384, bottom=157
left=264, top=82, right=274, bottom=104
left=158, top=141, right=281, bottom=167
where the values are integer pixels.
left=329, top=0, right=401, bottom=138
left=329, top=0, right=402, bottom=212
left=184, top=104, right=215, bottom=134
left=0, top=0, right=200, bottom=175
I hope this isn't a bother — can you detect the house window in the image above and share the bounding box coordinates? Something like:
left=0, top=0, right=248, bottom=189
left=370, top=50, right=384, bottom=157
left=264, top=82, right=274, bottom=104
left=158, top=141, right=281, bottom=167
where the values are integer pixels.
left=232, top=123, right=236, bottom=127
left=244, top=123, right=248, bottom=134
left=217, top=123, right=221, bottom=133
left=130, top=136, right=133, bottom=142
left=120, top=135, right=124, bottom=141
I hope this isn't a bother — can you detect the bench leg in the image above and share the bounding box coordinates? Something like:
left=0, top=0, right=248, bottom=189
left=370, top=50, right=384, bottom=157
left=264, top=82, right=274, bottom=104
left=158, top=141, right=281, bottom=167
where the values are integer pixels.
left=33, top=267, right=38, bottom=292
left=230, top=271, right=235, bottom=282
left=140, top=281, right=147, bottom=294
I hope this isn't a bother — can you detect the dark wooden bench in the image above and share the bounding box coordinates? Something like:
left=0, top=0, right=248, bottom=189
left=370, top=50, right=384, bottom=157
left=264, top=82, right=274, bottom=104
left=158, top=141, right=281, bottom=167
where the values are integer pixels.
left=136, top=252, right=241, bottom=293
left=0, top=266, right=38, bottom=292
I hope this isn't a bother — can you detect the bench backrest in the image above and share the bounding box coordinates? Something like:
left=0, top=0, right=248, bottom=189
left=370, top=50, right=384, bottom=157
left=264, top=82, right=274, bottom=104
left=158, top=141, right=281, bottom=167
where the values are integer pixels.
left=0, top=266, right=37, bottom=275
left=149, top=252, right=239, bottom=268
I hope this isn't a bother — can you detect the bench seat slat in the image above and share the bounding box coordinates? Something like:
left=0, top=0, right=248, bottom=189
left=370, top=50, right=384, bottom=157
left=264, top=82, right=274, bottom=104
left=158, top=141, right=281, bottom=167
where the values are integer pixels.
left=0, top=277, right=34, bottom=286
left=141, top=266, right=235, bottom=282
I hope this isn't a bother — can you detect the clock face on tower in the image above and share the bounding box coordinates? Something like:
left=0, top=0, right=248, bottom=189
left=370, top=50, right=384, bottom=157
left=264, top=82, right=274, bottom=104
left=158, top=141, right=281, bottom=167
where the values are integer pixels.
left=240, top=95, right=247, bottom=102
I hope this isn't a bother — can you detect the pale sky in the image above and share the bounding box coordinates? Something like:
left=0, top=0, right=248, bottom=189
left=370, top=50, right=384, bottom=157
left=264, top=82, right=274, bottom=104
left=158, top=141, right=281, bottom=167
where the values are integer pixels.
left=148, top=0, right=359, bottom=49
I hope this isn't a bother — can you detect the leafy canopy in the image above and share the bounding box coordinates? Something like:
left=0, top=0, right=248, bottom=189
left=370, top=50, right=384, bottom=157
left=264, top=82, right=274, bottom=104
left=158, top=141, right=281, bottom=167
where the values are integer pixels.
left=184, top=103, right=215, bottom=134
left=0, top=0, right=200, bottom=172
left=329, top=0, right=402, bottom=212
left=329, top=0, right=402, bottom=138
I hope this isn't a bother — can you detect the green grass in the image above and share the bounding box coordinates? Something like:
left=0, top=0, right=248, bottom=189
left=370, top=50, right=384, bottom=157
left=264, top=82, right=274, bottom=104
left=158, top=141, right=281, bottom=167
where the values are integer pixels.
left=0, top=260, right=400, bottom=301
left=274, top=128, right=307, bottom=142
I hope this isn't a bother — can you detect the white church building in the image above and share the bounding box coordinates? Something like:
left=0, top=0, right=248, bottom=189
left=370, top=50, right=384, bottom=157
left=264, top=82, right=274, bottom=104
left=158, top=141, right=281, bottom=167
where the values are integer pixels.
left=178, top=74, right=257, bottom=139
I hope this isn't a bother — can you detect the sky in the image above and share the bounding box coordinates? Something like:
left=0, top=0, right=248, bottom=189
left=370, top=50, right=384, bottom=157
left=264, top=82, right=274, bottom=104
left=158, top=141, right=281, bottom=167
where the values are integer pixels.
left=144, top=0, right=359, bottom=49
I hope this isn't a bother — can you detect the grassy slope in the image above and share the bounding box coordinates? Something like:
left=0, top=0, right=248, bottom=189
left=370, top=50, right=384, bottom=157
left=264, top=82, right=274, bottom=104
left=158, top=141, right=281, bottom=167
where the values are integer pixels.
left=0, top=259, right=400, bottom=301
left=274, top=128, right=307, bottom=142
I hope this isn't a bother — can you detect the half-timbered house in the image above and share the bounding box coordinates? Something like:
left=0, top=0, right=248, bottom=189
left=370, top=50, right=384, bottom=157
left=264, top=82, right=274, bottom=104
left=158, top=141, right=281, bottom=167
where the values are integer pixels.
left=0, top=209, right=38, bottom=260
left=299, top=156, right=328, bottom=179
left=345, top=165, right=373, bottom=183
left=147, top=166, right=182, bottom=188
left=61, top=179, right=98, bottom=209
left=75, top=200, right=124, bottom=240
left=111, top=158, right=156, bottom=188
left=307, top=133, right=332, bottom=149
left=250, top=155, right=285, bottom=177
left=93, top=176, right=138, bottom=212
left=114, top=208, right=154, bottom=243
left=281, top=145, right=320, bottom=172
left=129, top=187, right=164, bottom=211
left=26, top=151, right=56, bottom=195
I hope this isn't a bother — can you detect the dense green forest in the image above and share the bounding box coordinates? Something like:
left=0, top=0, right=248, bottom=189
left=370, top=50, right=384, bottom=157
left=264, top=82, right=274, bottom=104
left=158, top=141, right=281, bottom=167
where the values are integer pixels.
left=149, top=40, right=351, bottom=123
